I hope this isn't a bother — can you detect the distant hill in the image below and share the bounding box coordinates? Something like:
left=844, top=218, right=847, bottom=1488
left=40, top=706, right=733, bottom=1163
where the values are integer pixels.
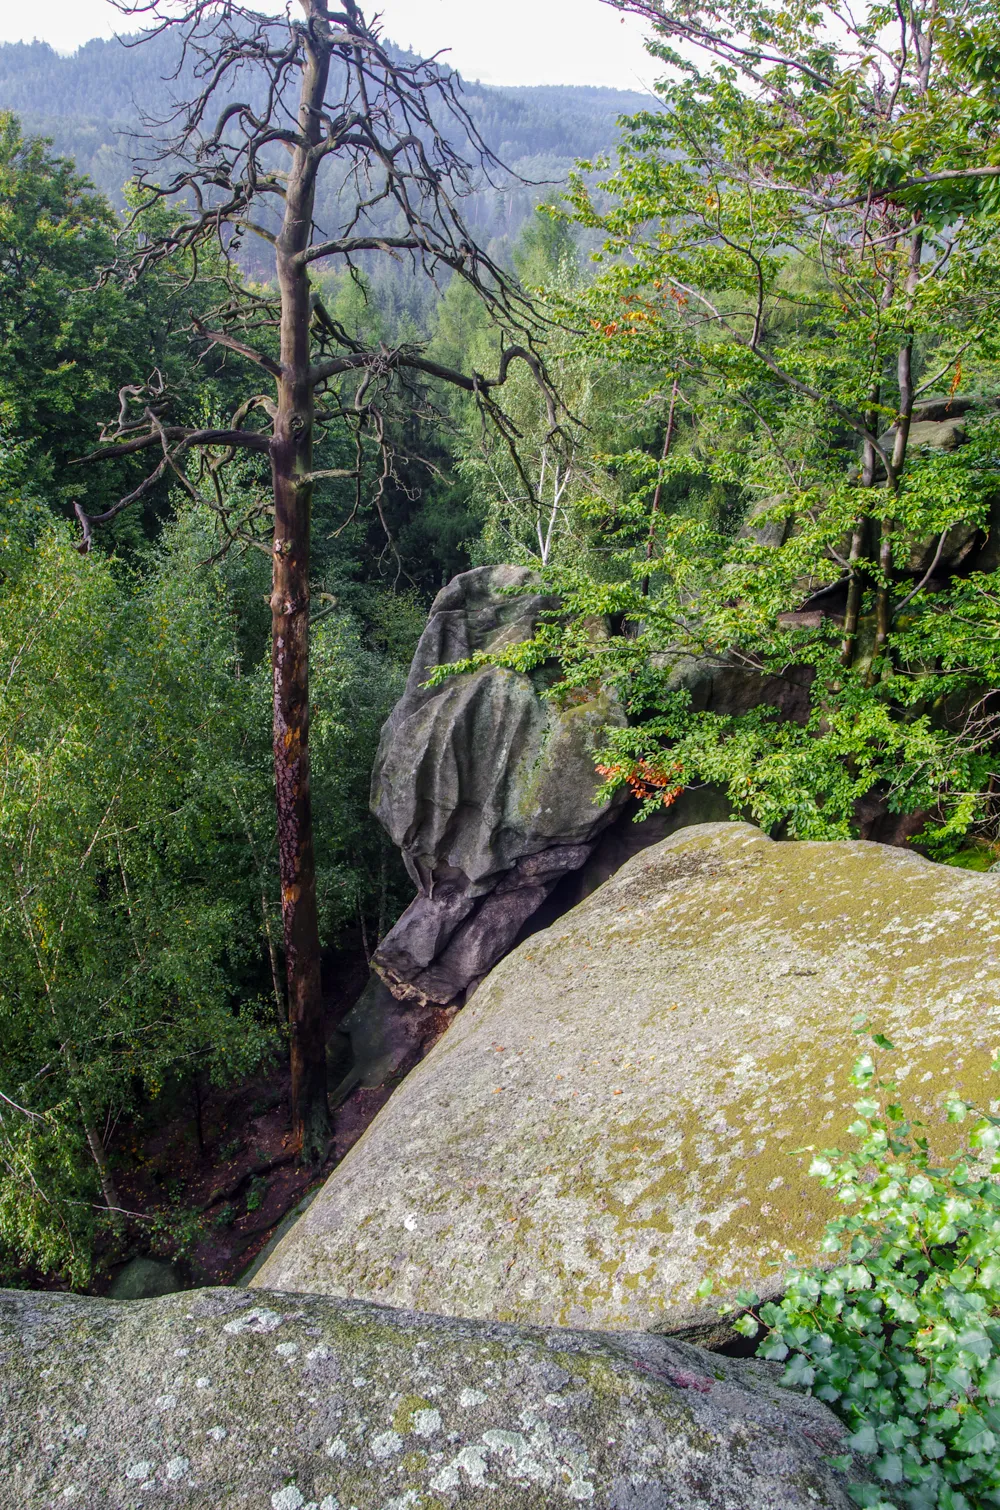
left=0, top=34, right=651, bottom=238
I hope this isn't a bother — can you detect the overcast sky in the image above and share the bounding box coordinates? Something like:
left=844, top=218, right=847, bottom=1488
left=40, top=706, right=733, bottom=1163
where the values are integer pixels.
left=1, top=1, right=658, bottom=90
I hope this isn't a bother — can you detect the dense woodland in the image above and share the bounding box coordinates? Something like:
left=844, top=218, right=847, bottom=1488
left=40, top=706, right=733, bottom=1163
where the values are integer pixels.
left=6, top=8, right=1000, bottom=1492
left=0, top=6, right=666, bottom=1286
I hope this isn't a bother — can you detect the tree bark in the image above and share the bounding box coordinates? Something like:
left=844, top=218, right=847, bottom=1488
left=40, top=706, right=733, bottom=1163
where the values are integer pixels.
left=873, top=225, right=923, bottom=668
left=641, top=379, right=678, bottom=598
left=270, top=2, right=332, bottom=1163
left=841, top=389, right=879, bottom=666
left=81, top=1106, right=121, bottom=1214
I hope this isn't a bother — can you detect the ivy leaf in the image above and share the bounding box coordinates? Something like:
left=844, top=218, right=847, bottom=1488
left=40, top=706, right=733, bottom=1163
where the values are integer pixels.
left=873, top=1452, right=903, bottom=1484
left=781, top=1354, right=816, bottom=1389
left=846, top=1422, right=878, bottom=1455
left=951, top=1416, right=996, bottom=1456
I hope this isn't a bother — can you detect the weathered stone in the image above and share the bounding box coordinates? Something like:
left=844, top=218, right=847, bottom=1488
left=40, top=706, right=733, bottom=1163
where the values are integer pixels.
left=654, top=649, right=814, bottom=724
left=370, top=565, right=626, bottom=1006
left=901, top=417, right=967, bottom=451
left=108, top=1257, right=181, bottom=1301
left=332, top=974, right=444, bottom=1095
left=0, top=1285, right=865, bottom=1508
left=910, top=394, right=979, bottom=422
left=904, top=521, right=980, bottom=575
left=736, top=496, right=792, bottom=549
left=256, top=823, right=1000, bottom=1335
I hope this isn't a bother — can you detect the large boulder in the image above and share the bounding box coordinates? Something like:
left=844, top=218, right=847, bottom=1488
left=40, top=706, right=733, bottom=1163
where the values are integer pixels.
left=256, top=823, right=1000, bottom=1336
left=0, top=1285, right=864, bottom=1508
left=370, top=565, right=626, bottom=1006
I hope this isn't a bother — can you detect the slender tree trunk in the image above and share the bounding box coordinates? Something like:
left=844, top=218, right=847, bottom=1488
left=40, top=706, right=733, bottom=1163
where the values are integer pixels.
left=873, top=225, right=923, bottom=668
left=641, top=379, right=678, bottom=598
left=263, top=892, right=286, bottom=1028
left=270, top=7, right=332, bottom=1163
left=81, top=1109, right=120, bottom=1213
left=841, top=390, right=878, bottom=666
left=62, top=1041, right=121, bottom=1213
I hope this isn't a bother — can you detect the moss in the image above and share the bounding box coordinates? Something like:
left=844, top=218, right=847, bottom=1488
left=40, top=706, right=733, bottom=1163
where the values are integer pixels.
left=393, top=1395, right=434, bottom=1435
left=254, top=823, right=1000, bottom=1336
left=943, top=842, right=1000, bottom=872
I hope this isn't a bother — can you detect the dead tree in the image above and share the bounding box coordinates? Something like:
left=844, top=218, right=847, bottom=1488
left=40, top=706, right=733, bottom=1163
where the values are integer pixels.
left=77, top=0, right=557, bottom=1162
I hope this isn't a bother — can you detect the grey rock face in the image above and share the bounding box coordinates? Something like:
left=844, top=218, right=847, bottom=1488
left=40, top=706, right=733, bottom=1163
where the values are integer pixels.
left=0, top=1285, right=864, bottom=1509
left=370, top=565, right=625, bottom=1006
left=256, top=823, right=1000, bottom=1335
left=108, top=1258, right=181, bottom=1301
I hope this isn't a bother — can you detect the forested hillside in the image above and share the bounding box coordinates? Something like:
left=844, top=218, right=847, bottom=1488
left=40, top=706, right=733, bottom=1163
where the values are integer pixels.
left=0, top=33, right=648, bottom=258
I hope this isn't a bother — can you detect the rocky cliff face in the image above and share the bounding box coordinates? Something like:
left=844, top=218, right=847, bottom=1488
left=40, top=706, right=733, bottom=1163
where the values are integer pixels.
left=370, top=565, right=627, bottom=1007
left=0, top=1285, right=865, bottom=1509
left=256, top=822, right=1000, bottom=1336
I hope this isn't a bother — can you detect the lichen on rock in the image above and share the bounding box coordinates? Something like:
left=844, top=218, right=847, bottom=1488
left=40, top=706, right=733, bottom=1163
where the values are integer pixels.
left=255, top=822, right=1000, bottom=1335
left=0, top=1285, right=864, bottom=1508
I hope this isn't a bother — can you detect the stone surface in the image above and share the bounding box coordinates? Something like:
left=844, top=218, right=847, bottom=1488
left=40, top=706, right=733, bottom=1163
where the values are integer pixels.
left=108, top=1257, right=181, bottom=1301
left=331, top=974, right=446, bottom=1096
left=736, top=496, right=793, bottom=549
left=370, top=565, right=625, bottom=1006
left=256, top=822, right=1000, bottom=1335
left=656, top=651, right=814, bottom=724
left=0, top=1285, right=864, bottom=1509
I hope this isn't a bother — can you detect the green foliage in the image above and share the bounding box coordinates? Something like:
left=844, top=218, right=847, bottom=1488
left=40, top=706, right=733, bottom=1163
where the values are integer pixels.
left=727, top=1029, right=1000, bottom=1510
left=245, top=1176, right=268, bottom=1213
left=0, top=498, right=406, bottom=1285
left=0, top=114, right=235, bottom=521
left=447, top=0, right=1000, bottom=850
left=436, top=210, right=655, bottom=572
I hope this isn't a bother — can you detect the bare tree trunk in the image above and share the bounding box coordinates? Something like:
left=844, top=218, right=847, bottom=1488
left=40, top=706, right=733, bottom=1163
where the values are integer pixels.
left=263, top=893, right=286, bottom=1028
left=841, top=389, right=878, bottom=666
left=81, top=1109, right=121, bottom=1213
left=270, top=12, right=332, bottom=1164
left=63, top=1042, right=121, bottom=1212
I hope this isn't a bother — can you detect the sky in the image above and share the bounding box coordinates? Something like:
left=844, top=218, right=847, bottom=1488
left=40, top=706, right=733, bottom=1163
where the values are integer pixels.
left=0, top=1, right=658, bottom=90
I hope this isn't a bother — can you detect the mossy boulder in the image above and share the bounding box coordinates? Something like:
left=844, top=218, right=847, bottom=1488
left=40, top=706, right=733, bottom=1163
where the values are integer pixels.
left=0, top=1285, right=864, bottom=1508
left=256, top=823, right=1000, bottom=1335
left=108, top=1257, right=181, bottom=1301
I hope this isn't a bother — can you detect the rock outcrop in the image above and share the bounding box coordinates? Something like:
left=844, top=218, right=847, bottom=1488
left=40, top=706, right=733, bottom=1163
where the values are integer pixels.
left=256, top=822, right=1000, bottom=1335
left=739, top=394, right=997, bottom=578
left=370, top=565, right=626, bottom=1006
left=0, top=1285, right=865, bottom=1509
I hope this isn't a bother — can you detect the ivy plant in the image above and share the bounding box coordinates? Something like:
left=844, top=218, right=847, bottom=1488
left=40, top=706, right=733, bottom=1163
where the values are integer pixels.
left=721, top=1027, right=1000, bottom=1509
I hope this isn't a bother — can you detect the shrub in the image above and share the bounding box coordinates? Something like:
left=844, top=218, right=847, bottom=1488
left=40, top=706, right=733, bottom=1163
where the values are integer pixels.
left=725, top=1026, right=1000, bottom=1510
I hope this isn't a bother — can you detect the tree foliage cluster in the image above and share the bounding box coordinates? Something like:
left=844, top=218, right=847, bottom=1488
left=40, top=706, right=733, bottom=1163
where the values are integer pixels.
left=454, top=0, right=1000, bottom=860
left=0, top=493, right=407, bottom=1285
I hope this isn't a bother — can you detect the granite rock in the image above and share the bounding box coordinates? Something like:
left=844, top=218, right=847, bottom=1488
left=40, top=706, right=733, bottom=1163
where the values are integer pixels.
left=256, top=823, right=1000, bottom=1335
left=0, top=1285, right=864, bottom=1509
left=370, top=565, right=625, bottom=1006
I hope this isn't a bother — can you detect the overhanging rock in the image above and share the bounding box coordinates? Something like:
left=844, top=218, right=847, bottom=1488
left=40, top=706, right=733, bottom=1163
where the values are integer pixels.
left=370, top=564, right=626, bottom=1006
